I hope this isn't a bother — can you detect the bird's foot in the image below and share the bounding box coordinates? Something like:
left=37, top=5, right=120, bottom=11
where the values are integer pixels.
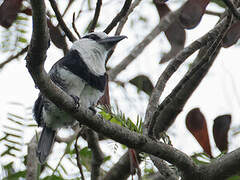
left=89, top=106, right=97, bottom=115
left=70, top=95, right=80, bottom=109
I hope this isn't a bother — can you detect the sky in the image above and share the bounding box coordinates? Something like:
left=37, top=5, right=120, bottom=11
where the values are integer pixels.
left=0, top=0, right=240, bottom=178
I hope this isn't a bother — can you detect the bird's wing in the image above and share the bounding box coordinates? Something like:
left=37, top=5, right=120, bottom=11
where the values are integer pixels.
left=58, top=50, right=107, bottom=92
left=33, top=94, right=44, bottom=126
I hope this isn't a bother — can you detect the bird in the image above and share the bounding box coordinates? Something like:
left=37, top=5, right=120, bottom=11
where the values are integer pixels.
left=33, top=32, right=127, bottom=164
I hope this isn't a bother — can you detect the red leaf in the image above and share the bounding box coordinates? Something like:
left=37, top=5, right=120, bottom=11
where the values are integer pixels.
left=213, top=114, right=231, bottom=152
left=21, top=8, right=32, bottom=16
left=0, top=0, right=23, bottom=28
left=98, top=75, right=110, bottom=107
left=153, top=1, right=186, bottom=63
left=223, top=21, right=240, bottom=48
left=179, top=0, right=210, bottom=29
left=186, top=108, right=212, bottom=157
left=128, top=148, right=141, bottom=178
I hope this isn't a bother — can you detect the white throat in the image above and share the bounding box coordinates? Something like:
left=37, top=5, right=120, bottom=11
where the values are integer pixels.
left=71, top=40, right=107, bottom=75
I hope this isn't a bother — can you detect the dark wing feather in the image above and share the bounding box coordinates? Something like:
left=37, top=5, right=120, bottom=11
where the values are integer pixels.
left=58, top=50, right=107, bottom=92
left=33, top=94, right=44, bottom=127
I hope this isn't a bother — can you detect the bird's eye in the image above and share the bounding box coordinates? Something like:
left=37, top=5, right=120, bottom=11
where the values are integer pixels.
left=82, top=34, right=101, bottom=41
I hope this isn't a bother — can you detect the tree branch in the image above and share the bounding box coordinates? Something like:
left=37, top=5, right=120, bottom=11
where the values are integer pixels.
left=205, top=10, right=222, bottom=17
left=143, top=15, right=231, bottom=135
left=108, top=9, right=179, bottom=81
left=148, top=13, right=232, bottom=138
left=75, top=133, right=86, bottom=180
left=106, top=0, right=142, bottom=62
left=207, top=147, right=240, bottom=180
left=55, top=126, right=81, bottom=143
left=0, top=45, right=28, bottom=69
left=26, top=135, right=38, bottom=180
left=26, top=0, right=240, bottom=179
left=103, top=152, right=135, bottom=180
left=84, top=128, right=105, bottom=180
left=150, top=155, right=178, bottom=180
left=89, top=0, right=102, bottom=32
left=104, top=0, right=132, bottom=34
left=223, top=0, right=240, bottom=20
left=72, top=13, right=81, bottom=39
left=26, top=0, right=197, bottom=178
left=49, top=0, right=77, bottom=42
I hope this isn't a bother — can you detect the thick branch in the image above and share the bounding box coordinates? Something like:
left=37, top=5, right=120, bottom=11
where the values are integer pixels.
left=85, top=128, right=105, bottom=180
left=108, top=9, right=179, bottom=81
left=207, top=148, right=240, bottom=180
left=148, top=14, right=232, bottom=138
left=104, top=0, right=132, bottom=34
left=49, top=0, right=77, bottom=42
left=26, top=135, right=38, bottom=180
left=144, top=15, right=230, bottom=135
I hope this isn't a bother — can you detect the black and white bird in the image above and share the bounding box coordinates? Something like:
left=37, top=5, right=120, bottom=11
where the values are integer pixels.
left=33, top=32, right=126, bottom=163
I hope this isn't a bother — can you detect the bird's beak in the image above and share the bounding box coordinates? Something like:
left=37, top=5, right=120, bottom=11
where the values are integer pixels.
left=98, top=35, right=127, bottom=50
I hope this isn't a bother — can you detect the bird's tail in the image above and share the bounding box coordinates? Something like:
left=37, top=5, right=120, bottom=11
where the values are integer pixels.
left=37, top=127, right=56, bottom=164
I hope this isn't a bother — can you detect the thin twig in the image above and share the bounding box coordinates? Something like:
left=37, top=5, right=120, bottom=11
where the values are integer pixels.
left=205, top=10, right=222, bottom=17
left=106, top=0, right=142, bottom=62
left=0, top=46, right=28, bottom=69
left=108, top=9, right=179, bottom=81
left=72, top=13, right=81, bottom=39
left=55, top=126, right=81, bottom=143
left=75, top=132, right=86, bottom=180
left=104, top=0, right=132, bottom=34
left=89, top=0, right=102, bottom=32
left=222, top=0, right=240, bottom=19
left=52, top=150, right=67, bottom=175
left=115, top=0, right=142, bottom=36
left=62, top=0, right=74, bottom=17
left=49, top=0, right=77, bottom=42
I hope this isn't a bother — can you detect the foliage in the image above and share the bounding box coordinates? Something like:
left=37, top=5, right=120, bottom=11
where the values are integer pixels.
left=99, top=105, right=143, bottom=134
left=0, top=14, right=29, bottom=54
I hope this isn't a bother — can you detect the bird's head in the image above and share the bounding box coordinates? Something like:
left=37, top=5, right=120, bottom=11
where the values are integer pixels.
left=82, top=32, right=127, bottom=51
left=71, top=32, right=127, bottom=55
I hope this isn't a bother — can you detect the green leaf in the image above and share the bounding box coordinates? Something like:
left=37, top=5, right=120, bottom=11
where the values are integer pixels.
left=211, top=0, right=226, bottom=8
left=3, top=125, right=23, bottom=132
left=60, top=164, right=68, bottom=175
left=16, top=16, right=28, bottom=21
left=42, top=175, right=64, bottom=180
left=227, top=175, right=240, bottom=180
left=18, top=37, right=27, bottom=43
left=103, top=155, right=111, bottom=163
left=129, top=75, right=154, bottom=96
left=3, top=170, right=26, bottom=180
left=8, top=113, right=24, bottom=120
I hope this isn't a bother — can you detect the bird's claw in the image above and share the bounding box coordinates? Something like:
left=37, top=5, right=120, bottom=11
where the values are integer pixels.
left=70, top=95, right=80, bottom=109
